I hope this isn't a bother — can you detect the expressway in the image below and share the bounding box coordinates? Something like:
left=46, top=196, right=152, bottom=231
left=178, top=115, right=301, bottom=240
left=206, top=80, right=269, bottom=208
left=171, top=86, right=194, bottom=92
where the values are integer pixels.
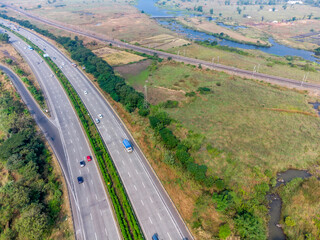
left=2, top=28, right=121, bottom=240
left=2, top=20, right=194, bottom=240
left=0, top=3, right=318, bottom=90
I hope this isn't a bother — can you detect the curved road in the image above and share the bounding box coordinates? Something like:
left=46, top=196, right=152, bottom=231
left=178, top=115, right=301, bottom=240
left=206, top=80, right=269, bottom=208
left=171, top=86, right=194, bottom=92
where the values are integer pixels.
left=0, top=3, right=318, bottom=90
left=2, top=29, right=121, bottom=240
left=2, top=19, right=194, bottom=240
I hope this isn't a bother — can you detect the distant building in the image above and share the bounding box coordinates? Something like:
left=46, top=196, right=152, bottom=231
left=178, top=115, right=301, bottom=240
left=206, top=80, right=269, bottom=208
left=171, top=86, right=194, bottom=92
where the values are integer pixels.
left=287, top=0, right=303, bottom=4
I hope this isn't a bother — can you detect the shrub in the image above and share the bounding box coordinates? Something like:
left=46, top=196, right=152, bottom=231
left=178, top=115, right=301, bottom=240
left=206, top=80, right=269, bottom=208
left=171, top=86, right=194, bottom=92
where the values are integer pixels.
left=138, top=107, right=150, bottom=117
left=219, top=223, right=231, bottom=239
left=198, top=87, right=212, bottom=94
left=163, top=100, right=179, bottom=108
left=185, top=91, right=196, bottom=97
left=234, top=211, right=266, bottom=240
left=212, top=190, right=234, bottom=211
left=159, top=128, right=179, bottom=149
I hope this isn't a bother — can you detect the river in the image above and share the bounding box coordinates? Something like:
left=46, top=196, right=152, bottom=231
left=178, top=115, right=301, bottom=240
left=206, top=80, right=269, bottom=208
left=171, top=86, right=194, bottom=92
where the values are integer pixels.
left=135, top=0, right=318, bottom=62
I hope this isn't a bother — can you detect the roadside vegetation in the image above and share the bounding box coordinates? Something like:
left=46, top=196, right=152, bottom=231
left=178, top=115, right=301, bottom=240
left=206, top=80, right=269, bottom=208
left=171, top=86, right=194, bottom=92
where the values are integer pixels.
left=120, top=60, right=320, bottom=239
left=0, top=71, right=72, bottom=239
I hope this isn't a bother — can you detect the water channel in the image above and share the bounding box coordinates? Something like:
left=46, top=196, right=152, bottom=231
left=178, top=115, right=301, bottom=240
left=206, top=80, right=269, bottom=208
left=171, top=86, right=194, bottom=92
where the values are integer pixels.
left=135, top=0, right=318, bottom=62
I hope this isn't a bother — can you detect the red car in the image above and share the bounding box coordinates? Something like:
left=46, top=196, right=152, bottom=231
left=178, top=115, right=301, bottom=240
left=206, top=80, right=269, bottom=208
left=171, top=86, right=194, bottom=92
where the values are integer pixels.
left=87, top=156, right=92, bottom=162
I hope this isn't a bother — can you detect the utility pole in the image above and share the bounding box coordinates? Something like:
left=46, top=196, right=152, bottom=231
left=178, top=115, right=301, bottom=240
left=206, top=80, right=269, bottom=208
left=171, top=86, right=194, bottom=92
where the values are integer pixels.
left=252, top=65, right=256, bottom=76
left=212, top=57, right=215, bottom=64
left=301, top=72, right=309, bottom=87
left=144, top=84, right=148, bottom=108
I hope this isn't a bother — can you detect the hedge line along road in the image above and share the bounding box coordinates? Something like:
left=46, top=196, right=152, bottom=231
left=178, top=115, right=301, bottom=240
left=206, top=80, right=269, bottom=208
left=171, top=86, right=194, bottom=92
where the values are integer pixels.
left=1, top=2, right=319, bottom=91
left=2, top=28, right=121, bottom=240
left=1, top=18, right=194, bottom=240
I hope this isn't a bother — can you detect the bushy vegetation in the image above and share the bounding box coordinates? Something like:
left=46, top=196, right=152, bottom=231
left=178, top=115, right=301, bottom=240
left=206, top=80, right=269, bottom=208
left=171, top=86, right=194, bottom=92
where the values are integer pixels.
left=279, top=177, right=320, bottom=239
left=0, top=88, right=65, bottom=239
left=0, top=33, right=9, bottom=43
left=21, top=76, right=45, bottom=109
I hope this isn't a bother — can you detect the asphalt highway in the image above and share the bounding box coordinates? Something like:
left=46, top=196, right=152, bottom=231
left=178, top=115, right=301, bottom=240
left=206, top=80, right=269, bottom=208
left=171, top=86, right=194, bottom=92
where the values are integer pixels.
left=3, top=20, right=194, bottom=240
left=2, top=28, right=121, bottom=240
left=1, top=3, right=318, bottom=89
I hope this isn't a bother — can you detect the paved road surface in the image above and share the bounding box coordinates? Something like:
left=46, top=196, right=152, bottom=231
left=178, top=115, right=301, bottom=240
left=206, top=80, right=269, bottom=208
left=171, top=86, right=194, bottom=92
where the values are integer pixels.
left=0, top=3, right=317, bottom=89
left=2, top=29, right=121, bottom=240
left=3, top=20, right=194, bottom=240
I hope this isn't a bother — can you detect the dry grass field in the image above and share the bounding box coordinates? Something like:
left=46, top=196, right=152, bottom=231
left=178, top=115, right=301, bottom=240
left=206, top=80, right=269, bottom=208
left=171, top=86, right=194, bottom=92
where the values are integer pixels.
left=133, top=34, right=190, bottom=50
left=93, top=46, right=146, bottom=66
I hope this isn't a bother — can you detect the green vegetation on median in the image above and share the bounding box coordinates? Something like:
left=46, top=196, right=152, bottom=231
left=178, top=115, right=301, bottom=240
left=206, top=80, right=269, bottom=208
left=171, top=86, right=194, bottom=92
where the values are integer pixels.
left=0, top=75, right=71, bottom=239
left=1, top=24, right=144, bottom=240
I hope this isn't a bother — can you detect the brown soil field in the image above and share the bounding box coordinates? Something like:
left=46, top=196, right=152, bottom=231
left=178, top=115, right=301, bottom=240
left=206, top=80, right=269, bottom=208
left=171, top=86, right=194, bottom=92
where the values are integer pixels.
left=93, top=46, right=146, bottom=66
left=115, top=59, right=152, bottom=77
left=133, top=34, right=190, bottom=50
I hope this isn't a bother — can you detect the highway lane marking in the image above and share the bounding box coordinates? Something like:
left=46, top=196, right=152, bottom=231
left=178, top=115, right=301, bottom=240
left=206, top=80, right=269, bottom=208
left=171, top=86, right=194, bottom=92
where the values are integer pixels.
left=95, top=194, right=98, bottom=200
left=87, top=197, right=89, bottom=203
left=133, top=185, right=137, bottom=191
left=149, top=196, right=153, bottom=203
left=90, top=213, right=93, bottom=220
left=142, top=182, right=146, bottom=188
left=149, top=217, right=153, bottom=224
left=100, top=210, right=103, bottom=216
left=73, top=148, right=75, bottom=153
left=87, top=168, right=90, bottom=173
left=141, top=199, right=144, bottom=206
left=158, top=212, right=162, bottom=220
left=167, top=232, right=172, bottom=240
left=122, top=160, right=125, bottom=165
left=91, top=179, right=94, bottom=185
left=95, top=232, right=98, bottom=240
left=79, top=169, right=81, bottom=174
left=128, top=172, right=131, bottom=178
left=135, top=169, right=139, bottom=175
left=105, top=228, right=108, bottom=236
left=130, top=158, right=132, bottom=163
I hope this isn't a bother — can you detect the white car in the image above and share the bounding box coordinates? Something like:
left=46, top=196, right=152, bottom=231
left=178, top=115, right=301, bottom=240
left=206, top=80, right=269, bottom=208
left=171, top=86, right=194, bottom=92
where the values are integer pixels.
left=98, top=114, right=103, bottom=119
left=84, top=91, right=88, bottom=95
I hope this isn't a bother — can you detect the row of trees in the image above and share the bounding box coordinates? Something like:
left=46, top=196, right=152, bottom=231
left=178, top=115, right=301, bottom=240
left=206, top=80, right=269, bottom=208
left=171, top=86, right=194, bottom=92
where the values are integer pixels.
left=149, top=111, right=214, bottom=187
left=0, top=88, right=63, bottom=239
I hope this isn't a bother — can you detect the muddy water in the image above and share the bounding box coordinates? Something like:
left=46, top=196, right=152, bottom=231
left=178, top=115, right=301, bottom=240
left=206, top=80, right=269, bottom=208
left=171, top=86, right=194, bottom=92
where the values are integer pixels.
left=268, top=170, right=312, bottom=240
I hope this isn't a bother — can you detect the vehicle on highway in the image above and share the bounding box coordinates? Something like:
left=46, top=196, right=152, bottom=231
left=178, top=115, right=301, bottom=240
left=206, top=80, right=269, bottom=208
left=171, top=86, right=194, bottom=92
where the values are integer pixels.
left=98, top=114, right=103, bottom=119
left=87, top=156, right=92, bottom=162
left=84, top=90, right=88, bottom=95
left=80, top=160, right=86, bottom=168
left=28, top=45, right=33, bottom=50
left=152, top=233, right=159, bottom=240
left=95, top=118, right=100, bottom=124
left=123, top=139, right=133, bottom=153
left=77, top=176, right=84, bottom=184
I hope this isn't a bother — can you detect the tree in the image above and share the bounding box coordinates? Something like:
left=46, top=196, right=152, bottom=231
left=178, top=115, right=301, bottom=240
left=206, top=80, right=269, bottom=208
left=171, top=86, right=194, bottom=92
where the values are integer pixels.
left=15, top=204, right=48, bottom=240
left=0, top=33, right=9, bottom=43
left=234, top=211, right=266, bottom=239
left=219, top=223, right=231, bottom=239
left=315, top=47, right=320, bottom=56
left=237, top=7, right=242, bottom=14
left=210, top=8, right=214, bottom=14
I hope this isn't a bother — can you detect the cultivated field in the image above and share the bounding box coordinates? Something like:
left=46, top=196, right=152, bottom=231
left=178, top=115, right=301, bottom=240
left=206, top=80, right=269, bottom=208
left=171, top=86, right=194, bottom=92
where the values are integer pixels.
left=132, top=34, right=190, bottom=50
left=93, top=46, right=146, bottom=66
